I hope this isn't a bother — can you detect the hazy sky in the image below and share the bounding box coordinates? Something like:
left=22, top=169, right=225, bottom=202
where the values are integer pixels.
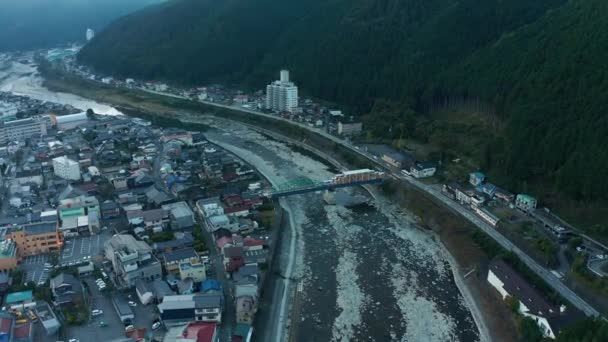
left=0, top=0, right=163, bottom=51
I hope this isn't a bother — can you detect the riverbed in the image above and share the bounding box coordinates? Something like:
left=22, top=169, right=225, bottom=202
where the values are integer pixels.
left=201, top=119, right=480, bottom=342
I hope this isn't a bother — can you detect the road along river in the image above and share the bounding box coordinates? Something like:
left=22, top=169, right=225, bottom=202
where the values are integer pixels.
left=200, top=117, right=481, bottom=342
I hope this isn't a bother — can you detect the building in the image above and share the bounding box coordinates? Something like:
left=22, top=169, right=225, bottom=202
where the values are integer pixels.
left=35, top=301, right=61, bottom=336
left=157, top=293, right=223, bottom=326
left=179, top=322, right=218, bottom=342
left=179, top=260, right=206, bottom=283
left=196, top=197, right=224, bottom=217
left=135, top=279, right=154, bottom=305
left=112, top=295, right=135, bottom=324
left=86, top=28, right=95, bottom=41
left=410, top=162, right=437, bottom=179
left=381, top=152, right=413, bottom=169
left=265, top=70, right=298, bottom=113
left=0, top=117, right=47, bottom=145
left=104, top=234, right=162, bottom=288
left=469, top=172, right=486, bottom=186
left=5, top=291, right=34, bottom=311
left=55, top=112, right=88, bottom=131
left=473, top=206, right=500, bottom=227
left=162, top=202, right=195, bottom=229
left=487, top=259, right=580, bottom=339
left=0, top=240, right=18, bottom=272
left=516, top=194, right=538, bottom=212
left=53, top=156, right=81, bottom=180
left=337, top=121, right=362, bottom=136
left=233, top=323, right=253, bottom=342
left=6, top=222, right=62, bottom=257
left=13, top=169, right=43, bottom=186
left=236, top=296, right=256, bottom=324
left=163, top=248, right=199, bottom=274
left=49, top=273, right=83, bottom=306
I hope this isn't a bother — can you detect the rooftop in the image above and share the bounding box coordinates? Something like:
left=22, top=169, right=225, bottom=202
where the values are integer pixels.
left=164, top=247, right=198, bottom=263
left=6, top=290, right=33, bottom=304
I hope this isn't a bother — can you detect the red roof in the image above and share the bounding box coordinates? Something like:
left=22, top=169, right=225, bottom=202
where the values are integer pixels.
left=126, top=328, right=147, bottom=341
left=223, top=195, right=243, bottom=207
left=224, top=205, right=251, bottom=215
left=183, top=322, right=217, bottom=342
left=0, top=317, right=12, bottom=333
left=216, top=236, right=233, bottom=250
left=13, top=323, right=32, bottom=339
left=226, top=259, right=245, bottom=273
left=244, top=238, right=265, bottom=247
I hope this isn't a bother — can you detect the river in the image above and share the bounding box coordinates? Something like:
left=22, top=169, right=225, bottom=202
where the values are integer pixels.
left=1, top=57, right=481, bottom=341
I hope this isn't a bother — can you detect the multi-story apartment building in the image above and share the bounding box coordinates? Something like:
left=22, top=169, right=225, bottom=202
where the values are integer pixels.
left=0, top=117, right=47, bottom=145
left=5, top=222, right=62, bottom=257
left=52, top=156, right=81, bottom=181
left=104, top=234, right=162, bottom=288
left=265, top=70, right=298, bottom=113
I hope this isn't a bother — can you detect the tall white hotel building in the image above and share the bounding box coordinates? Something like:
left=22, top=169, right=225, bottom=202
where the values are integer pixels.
left=265, top=70, right=298, bottom=113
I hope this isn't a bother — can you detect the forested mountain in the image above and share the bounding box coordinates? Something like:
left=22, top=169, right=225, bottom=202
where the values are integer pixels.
left=78, top=0, right=608, bottom=207
left=0, top=0, right=163, bottom=51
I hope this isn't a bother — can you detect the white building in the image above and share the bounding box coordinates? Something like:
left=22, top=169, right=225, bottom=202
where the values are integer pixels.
left=55, top=112, right=88, bottom=131
left=487, top=259, right=577, bottom=339
left=0, top=117, right=47, bottom=145
left=265, top=70, right=298, bottom=113
left=52, top=156, right=81, bottom=180
left=86, top=28, right=95, bottom=42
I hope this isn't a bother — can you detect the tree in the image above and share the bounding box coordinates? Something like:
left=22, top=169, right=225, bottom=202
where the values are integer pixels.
left=556, top=318, right=608, bottom=341
left=517, top=316, right=543, bottom=342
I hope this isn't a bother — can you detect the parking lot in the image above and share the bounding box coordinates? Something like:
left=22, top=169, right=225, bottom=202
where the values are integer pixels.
left=61, top=277, right=160, bottom=342
left=61, top=231, right=112, bottom=266
left=21, top=254, right=50, bottom=285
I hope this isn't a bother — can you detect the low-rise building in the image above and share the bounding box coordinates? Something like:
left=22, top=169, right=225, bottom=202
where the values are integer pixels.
left=410, top=162, right=437, bottom=179
left=35, top=301, right=61, bottom=336
left=469, top=171, right=486, bottom=186
left=104, top=234, right=162, bottom=288
left=135, top=279, right=154, bottom=305
left=473, top=206, right=500, bottom=227
left=157, top=292, right=223, bottom=326
left=162, top=202, right=195, bottom=229
left=487, top=259, right=580, bottom=339
left=5, top=290, right=35, bottom=311
left=6, top=222, right=62, bottom=257
left=55, top=112, right=88, bottom=131
left=13, top=169, right=43, bottom=186
left=163, top=248, right=199, bottom=274
left=112, top=295, right=135, bottom=324
left=337, top=121, right=362, bottom=136
left=516, top=194, right=538, bottom=213
left=49, top=273, right=83, bottom=307
left=179, top=260, right=206, bottom=283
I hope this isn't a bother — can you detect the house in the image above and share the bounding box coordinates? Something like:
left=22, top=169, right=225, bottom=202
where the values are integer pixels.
left=223, top=246, right=245, bottom=272
left=381, top=152, right=409, bottom=169
left=179, top=260, right=207, bottom=283
left=178, top=278, right=195, bottom=295
left=232, top=323, right=253, bottom=342
left=487, top=259, right=580, bottom=339
left=477, top=182, right=497, bottom=198
left=236, top=295, right=256, bottom=324
left=135, top=279, right=154, bottom=305
left=100, top=200, right=120, bottom=219
left=104, top=234, right=162, bottom=288
left=35, top=301, right=61, bottom=336
left=145, top=186, right=173, bottom=206
left=162, top=201, right=195, bottom=229
left=180, top=321, right=219, bottom=342
left=50, top=273, right=83, bottom=306
left=410, top=162, right=437, bottom=179
left=516, top=194, right=538, bottom=213
left=142, top=209, right=169, bottom=231
left=469, top=172, right=486, bottom=186
left=153, top=232, right=194, bottom=254
left=152, top=278, right=176, bottom=303
left=157, top=292, right=223, bottom=326
left=163, top=247, right=199, bottom=274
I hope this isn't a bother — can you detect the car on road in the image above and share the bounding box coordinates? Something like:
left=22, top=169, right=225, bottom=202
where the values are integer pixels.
left=152, top=322, right=162, bottom=330
left=128, top=301, right=137, bottom=307
left=125, top=325, right=135, bottom=332
left=68, top=339, right=79, bottom=342
left=99, top=321, right=108, bottom=327
left=91, top=309, right=103, bottom=316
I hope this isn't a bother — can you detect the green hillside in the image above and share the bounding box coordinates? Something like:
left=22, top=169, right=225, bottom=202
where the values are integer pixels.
left=78, top=0, right=608, bottom=213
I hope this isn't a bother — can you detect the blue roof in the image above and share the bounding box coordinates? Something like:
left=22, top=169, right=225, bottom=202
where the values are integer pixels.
left=5, top=290, right=33, bottom=304
left=471, top=171, right=485, bottom=179
left=201, top=279, right=221, bottom=293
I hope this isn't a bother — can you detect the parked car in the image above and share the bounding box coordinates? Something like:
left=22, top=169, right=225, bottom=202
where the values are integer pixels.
left=152, top=322, right=162, bottom=330
left=128, top=301, right=137, bottom=307
left=91, top=309, right=103, bottom=316
left=125, top=325, right=135, bottom=332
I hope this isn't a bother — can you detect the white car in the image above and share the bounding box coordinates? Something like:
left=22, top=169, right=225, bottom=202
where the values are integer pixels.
left=125, top=325, right=135, bottom=332
left=151, top=322, right=162, bottom=330
left=128, top=301, right=137, bottom=307
left=91, top=309, right=103, bottom=316
left=68, top=339, right=79, bottom=342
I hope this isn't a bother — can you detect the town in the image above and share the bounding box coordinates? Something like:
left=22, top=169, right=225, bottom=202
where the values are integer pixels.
left=0, top=96, right=279, bottom=341
left=0, top=45, right=605, bottom=341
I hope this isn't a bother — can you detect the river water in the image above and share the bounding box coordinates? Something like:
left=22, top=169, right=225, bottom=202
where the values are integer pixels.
left=1, top=58, right=480, bottom=341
